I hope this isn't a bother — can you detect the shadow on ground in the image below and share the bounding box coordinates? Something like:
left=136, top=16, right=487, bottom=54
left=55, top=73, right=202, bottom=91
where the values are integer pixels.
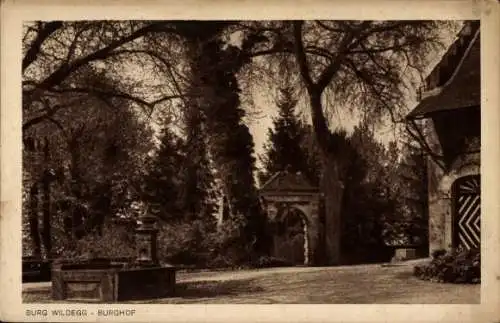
left=173, top=279, right=264, bottom=299
left=23, top=279, right=264, bottom=303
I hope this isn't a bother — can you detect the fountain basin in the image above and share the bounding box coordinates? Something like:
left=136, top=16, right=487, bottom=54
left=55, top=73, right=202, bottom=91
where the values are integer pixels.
left=51, top=260, right=176, bottom=302
left=22, top=256, right=52, bottom=282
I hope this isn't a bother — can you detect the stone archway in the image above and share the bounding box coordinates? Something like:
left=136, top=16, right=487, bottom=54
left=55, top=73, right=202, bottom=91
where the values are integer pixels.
left=259, top=171, right=320, bottom=266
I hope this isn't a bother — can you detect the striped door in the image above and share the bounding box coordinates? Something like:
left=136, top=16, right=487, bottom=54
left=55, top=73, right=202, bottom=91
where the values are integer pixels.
left=453, top=175, right=481, bottom=250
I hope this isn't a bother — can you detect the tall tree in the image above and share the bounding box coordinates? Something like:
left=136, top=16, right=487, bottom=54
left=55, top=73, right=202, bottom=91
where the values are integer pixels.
left=342, top=123, right=396, bottom=254
left=272, top=20, right=455, bottom=264
left=22, top=21, right=189, bottom=133
left=174, top=22, right=271, bottom=252
left=143, top=125, right=185, bottom=222
left=178, top=102, right=217, bottom=222
left=23, top=65, right=154, bottom=255
left=259, top=87, right=314, bottom=185
left=389, top=136, right=429, bottom=246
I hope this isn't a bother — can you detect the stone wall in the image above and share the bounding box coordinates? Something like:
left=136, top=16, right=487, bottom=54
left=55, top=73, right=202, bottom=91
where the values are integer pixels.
left=426, top=118, right=480, bottom=254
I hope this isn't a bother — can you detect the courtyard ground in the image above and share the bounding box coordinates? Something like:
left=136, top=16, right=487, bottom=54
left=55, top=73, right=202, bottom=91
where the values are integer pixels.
left=23, top=260, right=480, bottom=304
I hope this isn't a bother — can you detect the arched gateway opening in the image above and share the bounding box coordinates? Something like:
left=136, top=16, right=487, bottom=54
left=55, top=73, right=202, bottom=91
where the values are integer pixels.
left=259, top=171, right=320, bottom=266
left=273, top=207, right=308, bottom=265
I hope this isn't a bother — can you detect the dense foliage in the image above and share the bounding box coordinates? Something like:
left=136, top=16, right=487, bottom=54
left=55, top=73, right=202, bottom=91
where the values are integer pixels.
left=414, top=248, right=480, bottom=284
left=22, top=20, right=459, bottom=268
left=386, top=138, right=428, bottom=247
left=142, top=126, right=186, bottom=221
left=58, top=221, right=136, bottom=261
left=22, top=68, right=154, bottom=257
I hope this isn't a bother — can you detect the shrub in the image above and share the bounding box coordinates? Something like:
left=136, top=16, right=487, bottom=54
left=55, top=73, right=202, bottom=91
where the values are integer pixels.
left=431, top=248, right=447, bottom=259
left=207, top=215, right=254, bottom=267
left=157, top=220, right=213, bottom=266
left=251, top=256, right=292, bottom=268
left=57, top=222, right=136, bottom=261
left=414, top=248, right=480, bottom=284
left=157, top=215, right=267, bottom=269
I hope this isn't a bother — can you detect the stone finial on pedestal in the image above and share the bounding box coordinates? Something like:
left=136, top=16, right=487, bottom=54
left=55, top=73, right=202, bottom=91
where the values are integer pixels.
left=135, top=210, right=159, bottom=266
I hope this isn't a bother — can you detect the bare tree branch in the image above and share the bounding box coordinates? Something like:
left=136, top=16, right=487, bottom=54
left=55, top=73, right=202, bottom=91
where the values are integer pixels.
left=405, top=121, right=446, bottom=171
left=108, top=49, right=190, bottom=84
left=48, top=87, right=188, bottom=111
left=315, top=21, right=345, bottom=33
left=33, top=22, right=182, bottom=94
left=305, top=45, right=335, bottom=61
left=23, top=104, right=65, bottom=132
left=292, top=21, right=314, bottom=91
left=65, top=26, right=87, bottom=65
left=23, top=21, right=63, bottom=72
left=316, top=22, right=371, bottom=91
left=292, top=21, right=333, bottom=152
left=345, top=59, right=402, bottom=123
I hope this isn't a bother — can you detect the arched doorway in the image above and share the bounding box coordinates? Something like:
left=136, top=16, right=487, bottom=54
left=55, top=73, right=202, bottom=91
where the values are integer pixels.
left=259, top=170, right=320, bottom=266
left=272, top=207, right=307, bottom=265
left=452, top=175, right=480, bottom=250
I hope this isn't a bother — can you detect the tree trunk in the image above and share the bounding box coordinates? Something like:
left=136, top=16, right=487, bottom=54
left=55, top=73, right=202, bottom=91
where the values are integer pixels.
left=321, top=154, right=344, bottom=265
left=28, top=183, right=42, bottom=257
left=86, top=184, right=111, bottom=235
left=309, top=92, right=345, bottom=265
left=41, top=140, right=52, bottom=257
left=68, top=141, right=86, bottom=239
left=41, top=174, right=52, bottom=257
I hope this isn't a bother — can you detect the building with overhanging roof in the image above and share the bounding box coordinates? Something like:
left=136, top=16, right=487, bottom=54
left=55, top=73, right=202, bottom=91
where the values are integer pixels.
left=406, top=21, right=481, bottom=254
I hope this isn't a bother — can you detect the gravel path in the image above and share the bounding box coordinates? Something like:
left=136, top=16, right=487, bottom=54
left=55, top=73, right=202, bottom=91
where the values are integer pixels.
left=23, top=260, right=479, bottom=304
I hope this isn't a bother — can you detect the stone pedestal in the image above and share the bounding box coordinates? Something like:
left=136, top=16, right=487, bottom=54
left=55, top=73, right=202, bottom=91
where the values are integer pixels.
left=134, top=214, right=159, bottom=266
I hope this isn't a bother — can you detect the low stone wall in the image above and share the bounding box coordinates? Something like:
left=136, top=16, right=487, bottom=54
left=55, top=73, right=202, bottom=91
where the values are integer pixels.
left=52, top=263, right=176, bottom=302
left=116, top=266, right=176, bottom=301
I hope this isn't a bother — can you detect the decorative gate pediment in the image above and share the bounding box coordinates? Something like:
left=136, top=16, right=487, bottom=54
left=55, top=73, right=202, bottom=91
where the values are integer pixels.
left=259, top=171, right=319, bottom=194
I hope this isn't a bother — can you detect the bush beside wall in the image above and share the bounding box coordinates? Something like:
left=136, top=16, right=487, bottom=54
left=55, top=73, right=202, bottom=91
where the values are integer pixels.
left=413, top=248, right=480, bottom=284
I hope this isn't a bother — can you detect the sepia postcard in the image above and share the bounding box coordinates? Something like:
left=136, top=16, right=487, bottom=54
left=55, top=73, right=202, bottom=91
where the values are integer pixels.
left=1, top=0, right=499, bottom=322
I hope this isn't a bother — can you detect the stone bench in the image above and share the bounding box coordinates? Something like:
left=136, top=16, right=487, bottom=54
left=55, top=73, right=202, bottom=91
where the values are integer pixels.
left=390, top=245, right=425, bottom=262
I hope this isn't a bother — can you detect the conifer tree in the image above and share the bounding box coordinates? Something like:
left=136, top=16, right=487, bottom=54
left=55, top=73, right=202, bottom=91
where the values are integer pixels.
left=259, top=87, right=314, bottom=185
left=393, top=137, right=428, bottom=246
left=143, top=125, right=185, bottom=222
left=178, top=27, right=265, bottom=253
left=341, top=122, right=395, bottom=259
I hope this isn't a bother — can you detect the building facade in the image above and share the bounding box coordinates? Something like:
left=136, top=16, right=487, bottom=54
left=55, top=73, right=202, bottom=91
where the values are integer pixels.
left=406, top=21, right=481, bottom=254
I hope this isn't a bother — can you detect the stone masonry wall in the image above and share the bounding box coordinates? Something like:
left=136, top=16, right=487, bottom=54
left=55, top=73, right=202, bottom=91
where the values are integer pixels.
left=426, top=118, right=480, bottom=254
